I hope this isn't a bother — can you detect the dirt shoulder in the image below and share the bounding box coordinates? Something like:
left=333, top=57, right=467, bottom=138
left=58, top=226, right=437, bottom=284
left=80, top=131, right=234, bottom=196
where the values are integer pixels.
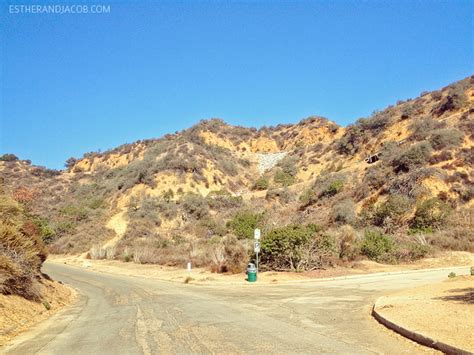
left=48, top=251, right=473, bottom=285
left=0, top=279, right=76, bottom=347
left=374, top=275, right=474, bottom=352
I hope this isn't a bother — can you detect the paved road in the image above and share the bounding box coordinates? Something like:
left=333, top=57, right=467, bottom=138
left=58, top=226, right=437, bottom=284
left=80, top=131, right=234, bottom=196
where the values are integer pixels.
left=4, top=263, right=469, bottom=354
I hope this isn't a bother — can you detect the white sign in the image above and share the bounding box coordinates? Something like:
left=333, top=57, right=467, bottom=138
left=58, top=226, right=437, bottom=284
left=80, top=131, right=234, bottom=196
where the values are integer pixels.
left=254, top=241, right=260, bottom=253
left=254, top=228, right=261, bottom=240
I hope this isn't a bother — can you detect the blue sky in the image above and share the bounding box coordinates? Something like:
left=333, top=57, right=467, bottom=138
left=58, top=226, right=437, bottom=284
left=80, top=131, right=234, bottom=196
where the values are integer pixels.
left=1, top=1, right=472, bottom=169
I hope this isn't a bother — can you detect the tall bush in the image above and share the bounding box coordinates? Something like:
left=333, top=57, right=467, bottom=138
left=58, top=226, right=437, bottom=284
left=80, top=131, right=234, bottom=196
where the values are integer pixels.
left=227, top=210, right=263, bottom=239
left=360, top=230, right=395, bottom=263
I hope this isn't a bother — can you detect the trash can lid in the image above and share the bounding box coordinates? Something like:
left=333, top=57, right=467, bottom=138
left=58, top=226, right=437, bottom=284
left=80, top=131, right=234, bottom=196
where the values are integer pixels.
left=247, top=263, right=255, bottom=268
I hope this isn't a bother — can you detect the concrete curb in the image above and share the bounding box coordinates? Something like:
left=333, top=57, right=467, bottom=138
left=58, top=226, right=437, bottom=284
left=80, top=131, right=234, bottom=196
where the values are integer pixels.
left=372, top=298, right=472, bottom=355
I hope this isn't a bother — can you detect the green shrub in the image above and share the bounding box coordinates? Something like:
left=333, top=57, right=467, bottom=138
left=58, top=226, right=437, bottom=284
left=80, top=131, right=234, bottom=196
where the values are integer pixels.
left=265, top=188, right=293, bottom=204
left=407, top=243, right=430, bottom=260
left=429, top=129, right=463, bottom=150
left=356, top=166, right=390, bottom=201
left=207, top=195, right=243, bottom=210
left=60, top=204, right=89, bottom=221
left=356, top=113, right=391, bottom=133
left=321, top=180, right=344, bottom=198
left=410, top=197, right=452, bottom=230
left=200, top=217, right=227, bottom=237
left=388, top=167, right=435, bottom=198
left=33, top=217, right=56, bottom=243
left=432, top=90, right=467, bottom=117
left=260, top=224, right=328, bottom=271
left=371, top=194, right=412, bottom=230
left=400, top=106, right=414, bottom=119
left=379, top=141, right=400, bottom=162
left=409, top=118, right=444, bottom=141
left=0, top=154, right=19, bottom=162
left=54, top=220, right=76, bottom=238
left=31, top=167, right=61, bottom=178
left=65, top=157, right=77, bottom=170
left=253, top=177, right=270, bottom=190
left=408, top=226, right=434, bottom=235
left=391, top=142, right=432, bottom=173
left=87, top=198, right=104, bottom=210
left=276, top=156, right=298, bottom=177
left=157, top=200, right=178, bottom=220
left=227, top=210, right=263, bottom=239
left=361, top=230, right=395, bottom=262
left=299, top=188, right=317, bottom=207
left=221, top=160, right=238, bottom=175
left=182, top=193, right=209, bottom=220
left=274, top=169, right=295, bottom=187
left=127, top=196, right=161, bottom=225
left=336, top=126, right=367, bottom=155
left=331, top=199, right=356, bottom=225
left=336, top=113, right=391, bottom=156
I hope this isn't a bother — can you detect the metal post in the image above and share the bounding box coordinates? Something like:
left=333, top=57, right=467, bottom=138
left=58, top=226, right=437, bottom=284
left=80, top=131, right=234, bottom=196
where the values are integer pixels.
left=256, top=251, right=259, bottom=274
left=254, top=228, right=261, bottom=276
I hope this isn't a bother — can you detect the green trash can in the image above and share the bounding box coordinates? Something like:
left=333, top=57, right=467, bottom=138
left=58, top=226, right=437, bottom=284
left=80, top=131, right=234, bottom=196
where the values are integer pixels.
left=247, top=263, right=257, bottom=282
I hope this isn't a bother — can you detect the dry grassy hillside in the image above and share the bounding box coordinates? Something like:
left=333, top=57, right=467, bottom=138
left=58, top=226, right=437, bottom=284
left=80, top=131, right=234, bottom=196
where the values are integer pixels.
left=0, top=183, right=47, bottom=299
left=1, top=76, right=472, bottom=273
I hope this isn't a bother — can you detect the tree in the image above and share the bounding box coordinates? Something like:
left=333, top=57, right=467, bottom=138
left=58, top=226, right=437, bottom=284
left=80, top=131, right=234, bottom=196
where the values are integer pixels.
left=0, top=154, right=19, bottom=162
left=65, top=157, right=78, bottom=170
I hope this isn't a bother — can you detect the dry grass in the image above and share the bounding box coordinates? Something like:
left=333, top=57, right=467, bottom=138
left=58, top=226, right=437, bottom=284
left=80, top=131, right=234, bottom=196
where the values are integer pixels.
left=0, top=193, right=47, bottom=300
left=88, top=245, right=116, bottom=260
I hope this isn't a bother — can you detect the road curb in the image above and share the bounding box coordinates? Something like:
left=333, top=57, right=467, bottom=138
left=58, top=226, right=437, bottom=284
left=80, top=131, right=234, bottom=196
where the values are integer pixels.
left=372, top=298, right=472, bottom=355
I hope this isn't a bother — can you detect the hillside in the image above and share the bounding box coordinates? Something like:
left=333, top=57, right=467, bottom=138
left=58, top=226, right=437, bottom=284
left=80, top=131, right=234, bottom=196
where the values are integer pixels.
left=1, top=76, right=473, bottom=273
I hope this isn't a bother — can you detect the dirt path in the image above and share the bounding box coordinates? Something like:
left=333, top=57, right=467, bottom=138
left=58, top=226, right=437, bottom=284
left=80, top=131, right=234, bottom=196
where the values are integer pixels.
left=103, top=210, right=128, bottom=248
left=49, top=251, right=474, bottom=285
left=374, top=275, right=474, bottom=352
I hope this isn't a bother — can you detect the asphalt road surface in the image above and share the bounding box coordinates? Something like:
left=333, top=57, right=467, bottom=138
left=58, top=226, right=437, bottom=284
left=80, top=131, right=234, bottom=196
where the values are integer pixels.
left=4, top=263, right=469, bottom=354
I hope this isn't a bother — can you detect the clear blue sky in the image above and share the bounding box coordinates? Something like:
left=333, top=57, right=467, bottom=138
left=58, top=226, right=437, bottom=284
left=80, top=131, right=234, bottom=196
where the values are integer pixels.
left=1, top=0, right=472, bottom=169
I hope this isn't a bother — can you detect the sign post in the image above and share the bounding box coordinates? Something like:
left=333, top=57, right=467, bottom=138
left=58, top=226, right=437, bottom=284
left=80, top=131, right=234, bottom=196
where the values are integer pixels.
left=254, top=228, right=261, bottom=273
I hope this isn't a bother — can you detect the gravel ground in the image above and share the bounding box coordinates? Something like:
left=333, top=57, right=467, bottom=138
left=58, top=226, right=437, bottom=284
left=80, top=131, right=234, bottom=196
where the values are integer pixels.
left=255, top=152, right=287, bottom=174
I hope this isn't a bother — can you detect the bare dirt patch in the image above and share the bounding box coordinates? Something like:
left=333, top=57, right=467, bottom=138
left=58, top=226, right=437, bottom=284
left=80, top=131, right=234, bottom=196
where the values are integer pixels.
left=0, top=280, right=76, bottom=347
left=374, top=275, right=474, bottom=352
